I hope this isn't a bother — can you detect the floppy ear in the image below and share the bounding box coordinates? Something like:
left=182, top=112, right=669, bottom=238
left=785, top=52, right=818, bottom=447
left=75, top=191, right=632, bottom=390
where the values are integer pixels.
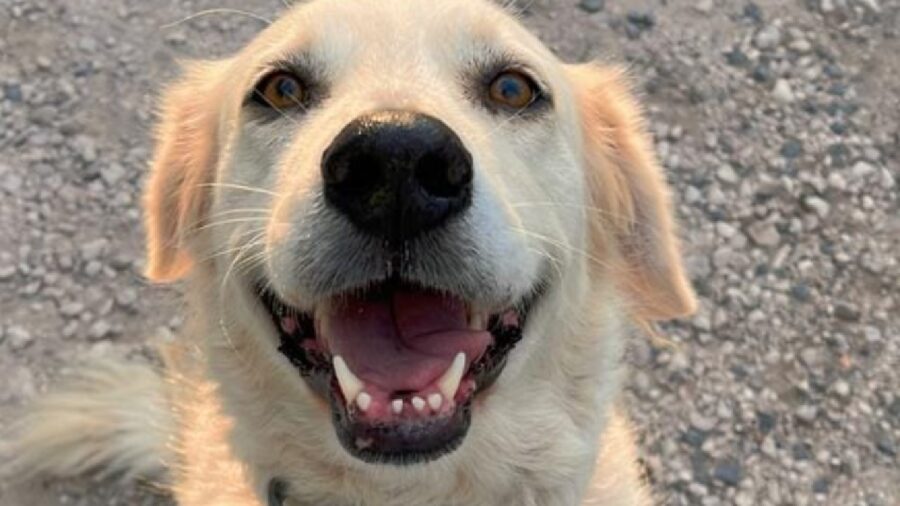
left=144, top=61, right=223, bottom=283
left=567, top=64, right=696, bottom=321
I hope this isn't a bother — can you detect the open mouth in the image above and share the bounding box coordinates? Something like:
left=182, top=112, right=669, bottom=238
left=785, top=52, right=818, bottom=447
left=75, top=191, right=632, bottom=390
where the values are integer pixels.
left=256, top=279, right=539, bottom=465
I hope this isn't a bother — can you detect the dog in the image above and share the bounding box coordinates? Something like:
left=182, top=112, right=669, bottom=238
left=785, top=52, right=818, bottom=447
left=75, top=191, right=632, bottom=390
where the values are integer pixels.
left=2, top=1, right=696, bottom=504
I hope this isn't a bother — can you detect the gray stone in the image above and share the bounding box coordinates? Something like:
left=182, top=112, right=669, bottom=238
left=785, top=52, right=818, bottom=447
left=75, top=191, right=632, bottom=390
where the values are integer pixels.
left=832, top=380, right=851, bottom=398
left=694, top=0, right=714, bottom=13
left=791, top=283, right=812, bottom=302
left=116, top=288, right=139, bottom=309
left=754, top=25, right=782, bottom=50
left=802, top=196, right=830, bottom=218
left=713, top=459, right=742, bottom=486
left=800, top=347, right=824, bottom=368
left=716, top=222, right=738, bottom=238
left=1, top=173, right=23, bottom=194
left=781, top=139, right=803, bottom=159
left=875, top=432, right=896, bottom=457
left=4, top=83, right=23, bottom=103
left=72, top=135, right=98, bottom=163
left=109, top=253, right=134, bottom=271
left=834, top=301, right=861, bottom=322
left=827, top=172, right=847, bottom=191
left=83, top=260, right=103, bottom=277
left=716, top=165, right=739, bottom=185
left=725, top=47, right=750, bottom=67
left=80, top=238, right=109, bottom=261
left=789, top=39, right=813, bottom=53
left=59, top=301, right=85, bottom=318
left=88, top=320, right=113, bottom=341
left=691, top=411, right=718, bottom=432
left=101, top=163, right=127, bottom=186
left=880, top=167, right=896, bottom=189
left=773, top=79, right=795, bottom=103
left=863, top=326, right=883, bottom=343
left=748, top=222, right=781, bottom=248
left=752, top=63, right=774, bottom=83
left=761, top=437, right=777, bottom=458
left=796, top=405, right=818, bottom=424
left=0, top=264, right=16, bottom=281
left=851, top=161, right=877, bottom=180
left=7, top=326, right=33, bottom=351
left=812, top=477, right=830, bottom=495
left=578, top=0, right=605, bottom=13
left=62, top=321, right=78, bottom=340
left=687, top=482, right=708, bottom=498
left=685, top=253, right=712, bottom=279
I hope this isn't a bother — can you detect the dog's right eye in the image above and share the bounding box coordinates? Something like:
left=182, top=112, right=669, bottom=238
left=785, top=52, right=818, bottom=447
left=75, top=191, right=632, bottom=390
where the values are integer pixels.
left=487, top=70, right=539, bottom=110
left=252, top=71, right=306, bottom=110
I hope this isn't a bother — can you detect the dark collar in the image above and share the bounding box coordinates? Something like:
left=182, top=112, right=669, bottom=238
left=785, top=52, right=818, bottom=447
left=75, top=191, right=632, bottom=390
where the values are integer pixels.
left=268, top=478, right=289, bottom=506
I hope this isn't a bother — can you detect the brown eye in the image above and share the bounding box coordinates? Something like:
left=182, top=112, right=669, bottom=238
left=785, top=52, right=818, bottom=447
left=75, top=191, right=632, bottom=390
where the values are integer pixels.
left=488, top=71, right=538, bottom=109
left=255, top=71, right=305, bottom=110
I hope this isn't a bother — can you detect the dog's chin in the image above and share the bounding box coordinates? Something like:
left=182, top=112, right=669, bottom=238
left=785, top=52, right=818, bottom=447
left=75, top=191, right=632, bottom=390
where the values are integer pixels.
left=256, top=277, right=542, bottom=465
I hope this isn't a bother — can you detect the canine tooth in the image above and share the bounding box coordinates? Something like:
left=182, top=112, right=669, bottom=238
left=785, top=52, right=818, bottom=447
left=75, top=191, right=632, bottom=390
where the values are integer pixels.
left=391, top=399, right=404, bottom=414
left=428, top=393, right=443, bottom=410
left=333, top=356, right=363, bottom=404
left=411, top=396, right=426, bottom=412
left=356, top=392, right=372, bottom=412
left=438, top=352, right=466, bottom=400
left=468, top=312, right=486, bottom=331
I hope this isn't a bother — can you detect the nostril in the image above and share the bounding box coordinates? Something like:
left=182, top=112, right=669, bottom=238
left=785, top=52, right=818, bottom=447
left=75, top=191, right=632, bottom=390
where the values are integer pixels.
left=414, top=150, right=472, bottom=199
left=326, top=153, right=382, bottom=192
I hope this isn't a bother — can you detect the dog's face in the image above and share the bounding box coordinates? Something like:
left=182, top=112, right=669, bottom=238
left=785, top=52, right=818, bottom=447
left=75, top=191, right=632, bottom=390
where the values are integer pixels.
left=143, top=0, right=694, bottom=472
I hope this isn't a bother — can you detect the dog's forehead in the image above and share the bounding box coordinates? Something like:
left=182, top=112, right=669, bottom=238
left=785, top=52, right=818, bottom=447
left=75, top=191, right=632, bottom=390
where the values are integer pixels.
left=246, top=0, right=548, bottom=72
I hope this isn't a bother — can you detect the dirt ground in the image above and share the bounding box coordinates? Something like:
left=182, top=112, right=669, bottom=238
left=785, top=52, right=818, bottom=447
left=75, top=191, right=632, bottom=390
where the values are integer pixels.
left=0, top=0, right=898, bottom=504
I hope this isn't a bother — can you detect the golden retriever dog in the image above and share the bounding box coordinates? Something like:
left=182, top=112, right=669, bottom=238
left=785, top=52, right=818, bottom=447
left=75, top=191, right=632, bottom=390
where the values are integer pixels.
left=2, top=1, right=695, bottom=504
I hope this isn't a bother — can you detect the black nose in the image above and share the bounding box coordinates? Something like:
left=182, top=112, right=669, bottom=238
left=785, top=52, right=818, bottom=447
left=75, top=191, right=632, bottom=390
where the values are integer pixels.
left=321, top=111, right=473, bottom=243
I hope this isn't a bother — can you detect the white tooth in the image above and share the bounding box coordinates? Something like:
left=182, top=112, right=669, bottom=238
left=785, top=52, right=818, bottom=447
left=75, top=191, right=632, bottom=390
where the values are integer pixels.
left=428, top=393, right=443, bottom=410
left=392, top=399, right=404, bottom=414
left=411, top=396, right=426, bottom=412
left=333, top=356, right=363, bottom=404
left=468, top=312, right=486, bottom=331
left=356, top=392, right=372, bottom=412
left=438, top=352, right=466, bottom=400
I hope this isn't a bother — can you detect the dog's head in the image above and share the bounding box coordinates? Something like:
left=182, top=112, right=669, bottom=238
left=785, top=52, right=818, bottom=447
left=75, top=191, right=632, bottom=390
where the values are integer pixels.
left=143, top=0, right=694, bottom=471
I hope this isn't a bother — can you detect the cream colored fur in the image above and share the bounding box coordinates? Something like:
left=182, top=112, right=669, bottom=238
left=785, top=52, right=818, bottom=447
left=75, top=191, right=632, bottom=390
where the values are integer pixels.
left=2, top=1, right=694, bottom=504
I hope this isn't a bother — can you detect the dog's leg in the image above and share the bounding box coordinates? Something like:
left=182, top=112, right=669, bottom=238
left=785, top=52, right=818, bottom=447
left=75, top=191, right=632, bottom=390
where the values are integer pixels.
left=0, top=356, right=174, bottom=483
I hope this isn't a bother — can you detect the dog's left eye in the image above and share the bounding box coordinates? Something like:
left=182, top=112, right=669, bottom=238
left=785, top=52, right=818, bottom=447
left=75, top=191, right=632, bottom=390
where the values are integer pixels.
left=253, top=71, right=305, bottom=110
left=488, top=71, right=538, bottom=110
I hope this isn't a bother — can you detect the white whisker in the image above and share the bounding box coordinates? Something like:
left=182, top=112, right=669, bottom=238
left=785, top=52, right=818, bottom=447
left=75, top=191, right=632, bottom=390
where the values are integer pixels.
left=195, top=217, right=268, bottom=233
left=198, top=182, right=280, bottom=197
left=160, top=9, right=272, bottom=30
left=506, top=225, right=616, bottom=272
left=198, top=229, right=268, bottom=264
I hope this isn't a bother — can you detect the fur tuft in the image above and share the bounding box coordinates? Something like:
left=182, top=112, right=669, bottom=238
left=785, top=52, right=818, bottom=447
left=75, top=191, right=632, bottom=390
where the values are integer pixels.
left=0, top=357, right=174, bottom=483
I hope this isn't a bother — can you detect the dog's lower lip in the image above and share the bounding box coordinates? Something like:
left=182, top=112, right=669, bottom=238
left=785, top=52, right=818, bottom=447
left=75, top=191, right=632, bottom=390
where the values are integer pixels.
left=259, top=280, right=539, bottom=464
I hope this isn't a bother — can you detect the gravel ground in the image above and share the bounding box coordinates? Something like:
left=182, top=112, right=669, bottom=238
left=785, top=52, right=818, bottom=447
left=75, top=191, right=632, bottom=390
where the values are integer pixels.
left=1, top=0, right=898, bottom=505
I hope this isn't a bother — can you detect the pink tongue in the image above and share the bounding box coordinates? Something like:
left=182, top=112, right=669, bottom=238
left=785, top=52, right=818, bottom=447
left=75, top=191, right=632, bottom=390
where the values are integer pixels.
left=323, top=289, right=491, bottom=393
